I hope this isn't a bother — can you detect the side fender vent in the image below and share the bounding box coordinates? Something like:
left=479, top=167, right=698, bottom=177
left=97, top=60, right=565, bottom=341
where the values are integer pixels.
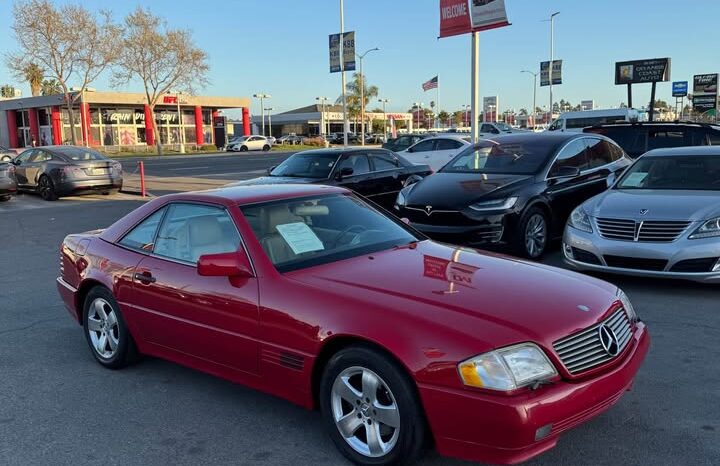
left=262, top=349, right=305, bottom=371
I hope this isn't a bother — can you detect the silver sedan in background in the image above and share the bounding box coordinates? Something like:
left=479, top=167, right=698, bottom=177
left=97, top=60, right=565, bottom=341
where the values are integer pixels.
left=563, top=146, right=720, bottom=283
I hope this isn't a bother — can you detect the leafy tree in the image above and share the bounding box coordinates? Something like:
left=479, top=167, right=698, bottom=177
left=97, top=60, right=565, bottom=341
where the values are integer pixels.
left=452, top=111, right=463, bottom=126
left=113, top=7, right=209, bottom=154
left=336, top=72, right=378, bottom=120
left=0, top=84, right=17, bottom=98
left=438, top=110, right=449, bottom=127
left=518, top=108, right=528, bottom=115
left=7, top=0, right=121, bottom=145
left=23, top=63, right=44, bottom=96
left=41, top=78, right=62, bottom=95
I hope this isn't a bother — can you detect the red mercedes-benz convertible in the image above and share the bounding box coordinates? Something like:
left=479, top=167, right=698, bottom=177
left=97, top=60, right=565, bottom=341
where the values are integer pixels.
left=57, top=184, right=649, bottom=465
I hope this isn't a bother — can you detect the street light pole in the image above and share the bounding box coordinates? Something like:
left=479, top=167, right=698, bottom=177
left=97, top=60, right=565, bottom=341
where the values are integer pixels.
left=174, top=91, right=185, bottom=153
left=253, top=93, right=271, bottom=136
left=413, top=102, right=423, bottom=130
left=378, top=98, right=389, bottom=140
left=357, top=47, right=379, bottom=146
left=548, top=11, right=559, bottom=120
left=521, top=70, right=538, bottom=128
left=316, top=97, right=329, bottom=136
left=265, top=107, right=273, bottom=138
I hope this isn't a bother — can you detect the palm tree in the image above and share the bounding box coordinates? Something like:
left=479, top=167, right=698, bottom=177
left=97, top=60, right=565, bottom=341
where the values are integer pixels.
left=23, top=63, right=44, bottom=97
left=336, top=72, right=379, bottom=130
left=41, top=79, right=63, bottom=96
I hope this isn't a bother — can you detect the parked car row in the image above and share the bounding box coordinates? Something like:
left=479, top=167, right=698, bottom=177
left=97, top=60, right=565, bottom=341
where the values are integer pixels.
left=0, top=146, right=123, bottom=201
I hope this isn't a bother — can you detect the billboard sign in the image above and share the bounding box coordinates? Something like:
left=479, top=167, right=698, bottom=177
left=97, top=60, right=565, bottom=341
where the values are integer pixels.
left=581, top=100, right=594, bottom=111
left=540, top=60, right=562, bottom=86
left=672, top=81, right=688, bottom=97
left=439, top=0, right=509, bottom=38
left=692, top=74, right=718, bottom=114
left=615, top=58, right=671, bottom=85
left=329, top=31, right=356, bottom=73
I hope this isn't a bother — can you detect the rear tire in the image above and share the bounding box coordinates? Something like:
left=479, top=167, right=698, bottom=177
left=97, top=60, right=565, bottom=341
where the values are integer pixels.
left=320, top=345, right=427, bottom=466
left=38, top=175, right=58, bottom=201
left=83, top=286, right=138, bottom=369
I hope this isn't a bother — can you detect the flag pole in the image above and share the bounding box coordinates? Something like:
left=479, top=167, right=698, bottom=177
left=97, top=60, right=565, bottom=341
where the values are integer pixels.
left=436, top=75, right=440, bottom=129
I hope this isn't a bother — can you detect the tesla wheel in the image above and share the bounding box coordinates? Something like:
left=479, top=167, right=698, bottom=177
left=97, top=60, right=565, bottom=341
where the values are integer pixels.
left=38, top=175, right=58, bottom=201
left=320, top=346, right=426, bottom=466
left=83, top=286, right=138, bottom=369
left=240, top=146, right=249, bottom=152
left=262, top=145, right=271, bottom=151
left=514, top=207, right=548, bottom=259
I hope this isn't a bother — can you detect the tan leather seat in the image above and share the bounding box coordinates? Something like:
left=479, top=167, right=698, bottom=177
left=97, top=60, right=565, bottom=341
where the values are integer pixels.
left=259, top=205, right=303, bottom=264
left=187, top=215, right=238, bottom=262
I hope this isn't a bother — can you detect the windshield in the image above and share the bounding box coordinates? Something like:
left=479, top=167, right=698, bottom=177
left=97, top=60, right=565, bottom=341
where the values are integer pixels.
left=241, top=194, right=420, bottom=272
left=440, top=141, right=554, bottom=175
left=495, top=122, right=512, bottom=132
left=616, top=155, right=720, bottom=190
left=269, top=151, right=340, bottom=178
left=233, top=136, right=248, bottom=142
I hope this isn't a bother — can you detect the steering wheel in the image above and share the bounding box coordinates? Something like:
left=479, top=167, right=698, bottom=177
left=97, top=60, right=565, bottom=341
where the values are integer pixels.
left=332, top=225, right=367, bottom=246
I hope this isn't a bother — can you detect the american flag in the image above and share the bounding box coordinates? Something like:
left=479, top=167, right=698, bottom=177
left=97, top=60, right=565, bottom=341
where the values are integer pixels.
left=422, top=76, right=438, bottom=91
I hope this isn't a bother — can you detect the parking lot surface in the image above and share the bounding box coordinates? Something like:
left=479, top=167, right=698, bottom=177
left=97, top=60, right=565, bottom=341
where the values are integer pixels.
left=1, top=158, right=718, bottom=466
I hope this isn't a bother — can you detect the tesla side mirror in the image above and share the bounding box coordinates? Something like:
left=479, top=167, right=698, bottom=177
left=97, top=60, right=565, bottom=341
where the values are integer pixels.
left=197, top=250, right=253, bottom=278
left=336, top=167, right=354, bottom=180
left=406, top=147, right=414, bottom=153
left=267, top=165, right=276, bottom=175
left=555, top=166, right=581, bottom=177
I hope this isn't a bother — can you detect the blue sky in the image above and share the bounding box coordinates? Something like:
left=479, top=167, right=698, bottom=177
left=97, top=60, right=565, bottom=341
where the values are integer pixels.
left=1, top=0, right=719, bottom=119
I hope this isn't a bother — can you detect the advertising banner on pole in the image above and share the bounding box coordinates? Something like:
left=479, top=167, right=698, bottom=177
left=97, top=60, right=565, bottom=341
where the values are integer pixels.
left=540, top=60, right=562, bottom=86
left=692, top=74, right=718, bottom=114
left=439, top=0, right=509, bottom=38
left=329, top=31, right=356, bottom=73
left=672, top=81, right=688, bottom=97
left=614, top=58, right=671, bottom=85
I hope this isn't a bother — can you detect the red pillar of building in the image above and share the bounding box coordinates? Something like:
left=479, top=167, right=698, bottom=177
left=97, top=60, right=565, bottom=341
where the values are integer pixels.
left=51, top=106, right=62, bottom=145
left=242, top=107, right=250, bottom=136
left=144, top=104, right=155, bottom=146
left=6, top=110, right=19, bottom=148
left=79, top=102, right=95, bottom=146
left=27, top=108, right=40, bottom=146
left=194, top=106, right=204, bottom=145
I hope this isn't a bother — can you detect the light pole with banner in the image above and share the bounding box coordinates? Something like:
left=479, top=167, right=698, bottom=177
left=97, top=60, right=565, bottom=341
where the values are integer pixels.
left=378, top=98, right=389, bottom=139
left=253, top=93, right=271, bottom=136
left=357, top=47, right=379, bottom=146
left=521, top=70, right=538, bottom=127
left=547, top=12, right=560, bottom=117
left=316, top=96, right=329, bottom=136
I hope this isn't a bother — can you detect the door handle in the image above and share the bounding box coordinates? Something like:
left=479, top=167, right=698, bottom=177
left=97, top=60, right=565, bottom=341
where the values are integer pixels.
left=134, top=272, right=156, bottom=284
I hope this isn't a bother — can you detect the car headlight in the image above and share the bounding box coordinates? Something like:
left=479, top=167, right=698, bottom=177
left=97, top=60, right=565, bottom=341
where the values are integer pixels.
left=616, top=288, right=638, bottom=323
left=468, top=197, right=518, bottom=212
left=568, top=206, right=593, bottom=233
left=689, top=217, right=720, bottom=239
left=458, top=343, right=557, bottom=391
left=110, top=162, right=122, bottom=175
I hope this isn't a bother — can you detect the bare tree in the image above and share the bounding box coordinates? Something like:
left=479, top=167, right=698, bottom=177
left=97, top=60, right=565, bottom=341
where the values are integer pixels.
left=6, top=0, right=121, bottom=145
left=113, top=7, right=209, bottom=155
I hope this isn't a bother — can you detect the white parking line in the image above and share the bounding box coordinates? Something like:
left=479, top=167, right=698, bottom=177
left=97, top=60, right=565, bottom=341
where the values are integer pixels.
left=169, top=166, right=210, bottom=171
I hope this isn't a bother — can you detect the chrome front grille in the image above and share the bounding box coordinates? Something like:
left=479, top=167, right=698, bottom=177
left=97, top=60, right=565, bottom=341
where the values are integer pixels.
left=596, top=218, right=691, bottom=242
left=553, top=308, right=633, bottom=374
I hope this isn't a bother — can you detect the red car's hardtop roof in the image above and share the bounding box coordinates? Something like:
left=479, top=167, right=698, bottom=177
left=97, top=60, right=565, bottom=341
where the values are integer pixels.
left=163, top=183, right=348, bottom=206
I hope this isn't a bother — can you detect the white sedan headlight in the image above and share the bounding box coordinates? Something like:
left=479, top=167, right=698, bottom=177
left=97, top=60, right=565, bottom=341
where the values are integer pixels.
left=458, top=343, right=557, bottom=391
left=468, top=197, right=518, bottom=212
left=568, top=206, right=593, bottom=233
left=616, top=288, right=638, bottom=323
left=689, top=217, right=720, bottom=239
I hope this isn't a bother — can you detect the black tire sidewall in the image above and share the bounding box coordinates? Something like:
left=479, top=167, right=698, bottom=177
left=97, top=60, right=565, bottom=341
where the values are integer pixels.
left=240, top=146, right=248, bottom=152
left=263, top=145, right=270, bottom=151
left=320, top=346, right=426, bottom=466
left=514, top=206, right=548, bottom=259
left=39, top=175, right=58, bottom=201
left=82, top=286, right=134, bottom=369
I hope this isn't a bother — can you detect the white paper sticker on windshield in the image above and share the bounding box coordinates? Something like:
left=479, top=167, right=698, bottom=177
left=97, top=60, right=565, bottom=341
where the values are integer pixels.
left=623, top=172, right=648, bottom=187
left=275, top=222, right=325, bottom=255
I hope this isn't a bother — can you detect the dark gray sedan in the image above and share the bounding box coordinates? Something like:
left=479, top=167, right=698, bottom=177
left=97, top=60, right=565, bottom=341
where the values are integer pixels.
left=0, top=161, right=18, bottom=201
left=12, top=146, right=122, bottom=201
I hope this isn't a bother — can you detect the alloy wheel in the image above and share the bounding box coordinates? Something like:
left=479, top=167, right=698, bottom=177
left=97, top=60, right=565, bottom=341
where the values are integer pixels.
left=86, top=297, right=120, bottom=359
left=330, top=366, right=401, bottom=458
left=524, top=213, right=547, bottom=258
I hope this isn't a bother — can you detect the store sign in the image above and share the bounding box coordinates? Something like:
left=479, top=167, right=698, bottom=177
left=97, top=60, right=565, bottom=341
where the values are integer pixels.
left=163, top=95, right=178, bottom=104
left=439, top=0, right=510, bottom=38
left=329, top=31, right=355, bottom=73
left=614, top=58, right=671, bottom=85
left=581, top=100, right=594, bottom=110
left=540, top=60, right=562, bottom=86
left=692, top=74, right=718, bottom=114
left=672, top=81, right=688, bottom=97
left=483, top=96, right=498, bottom=112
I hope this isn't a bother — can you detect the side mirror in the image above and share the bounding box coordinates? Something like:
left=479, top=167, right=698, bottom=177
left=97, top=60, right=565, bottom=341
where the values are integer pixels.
left=555, top=166, right=581, bottom=177
left=406, top=147, right=414, bottom=153
left=12, top=158, right=20, bottom=165
left=197, top=250, right=253, bottom=278
left=336, top=166, right=354, bottom=180
left=267, top=165, right=276, bottom=175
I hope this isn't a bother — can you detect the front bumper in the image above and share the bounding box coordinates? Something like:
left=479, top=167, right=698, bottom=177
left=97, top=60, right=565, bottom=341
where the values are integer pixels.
left=420, top=323, right=649, bottom=465
left=563, top=226, right=720, bottom=284
left=401, top=210, right=516, bottom=246
left=55, top=176, right=123, bottom=196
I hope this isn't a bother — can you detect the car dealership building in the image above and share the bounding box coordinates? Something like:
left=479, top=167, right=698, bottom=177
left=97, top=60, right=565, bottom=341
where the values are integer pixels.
left=0, top=91, right=251, bottom=149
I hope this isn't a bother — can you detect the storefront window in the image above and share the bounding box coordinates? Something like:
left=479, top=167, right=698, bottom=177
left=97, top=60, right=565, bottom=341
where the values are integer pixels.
left=102, top=126, right=118, bottom=146
left=182, top=110, right=195, bottom=126
left=184, top=127, right=197, bottom=144
left=39, top=127, right=52, bottom=146
left=118, top=126, right=136, bottom=145
left=90, top=108, right=100, bottom=124
left=136, top=127, right=147, bottom=144
left=38, top=108, right=49, bottom=126
left=202, top=110, right=212, bottom=125
left=17, top=128, right=26, bottom=148
left=15, top=111, right=25, bottom=127
left=89, top=127, right=101, bottom=145
left=203, top=126, right=213, bottom=144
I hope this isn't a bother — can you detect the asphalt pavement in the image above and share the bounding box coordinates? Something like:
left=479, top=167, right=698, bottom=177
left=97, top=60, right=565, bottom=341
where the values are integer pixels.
left=0, top=157, right=718, bottom=466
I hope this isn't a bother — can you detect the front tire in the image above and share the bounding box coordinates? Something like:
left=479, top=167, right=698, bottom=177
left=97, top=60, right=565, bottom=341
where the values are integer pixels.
left=83, top=286, right=138, bottom=369
left=38, top=175, right=58, bottom=201
left=320, top=346, right=426, bottom=466
left=513, top=207, right=549, bottom=259
left=262, top=144, right=271, bottom=152
left=240, top=145, right=249, bottom=152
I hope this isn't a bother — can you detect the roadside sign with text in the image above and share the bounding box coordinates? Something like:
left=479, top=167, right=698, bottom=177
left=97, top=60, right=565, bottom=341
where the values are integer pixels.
left=692, top=74, right=718, bottom=114
left=540, top=60, right=562, bottom=86
left=581, top=100, right=594, bottom=110
left=329, top=31, right=356, bottom=73
left=439, top=0, right=509, bottom=38
left=163, top=95, right=177, bottom=104
left=672, top=81, right=688, bottom=97
left=615, top=58, right=671, bottom=85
